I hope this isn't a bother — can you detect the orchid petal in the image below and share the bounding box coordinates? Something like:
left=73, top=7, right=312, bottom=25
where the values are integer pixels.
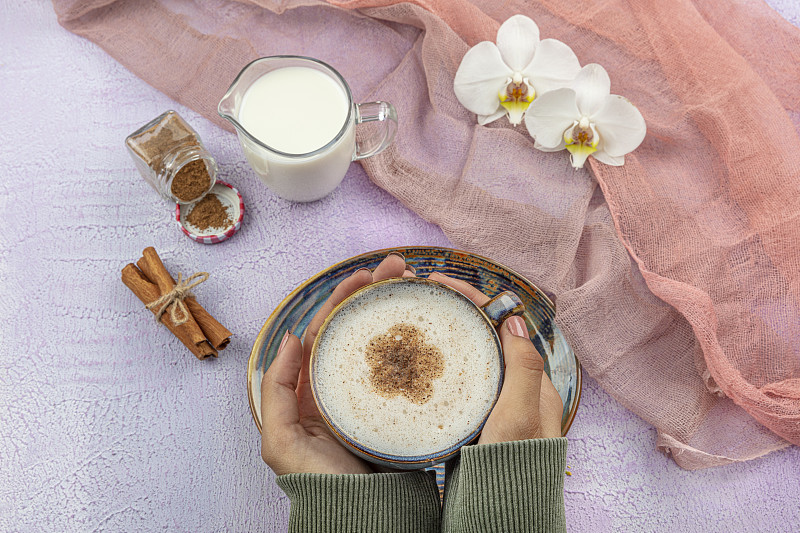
left=478, top=108, right=507, bottom=125
left=499, top=78, right=534, bottom=125
left=501, top=98, right=531, bottom=126
left=593, top=95, right=647, bottom=157
left=524, top=88, right=580, bottom=148
left=454, top=42, right=514, bottom=116
left=566, top=142, right=597, bottom=168
left=592, top=149, right=625, bottom=166
left=523, top=39, right=581, bottom=95
left=573, top=63, right=611, bottom=118
left=588, top=123, right=599, bottom=148
left=496, top=15, right=540, bottom=72
left=534, top=140, right=566, bottom=152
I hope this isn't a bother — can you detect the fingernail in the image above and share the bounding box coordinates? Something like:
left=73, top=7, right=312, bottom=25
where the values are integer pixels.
left=507, top=316, right=528, bottom=338
left=278, top=330, right=290, bottom=353
left=405, top=264, right=416, bottom=274
left=352, top=267, right=372, bottom=276
left=387, top=251, right=406, bottom=261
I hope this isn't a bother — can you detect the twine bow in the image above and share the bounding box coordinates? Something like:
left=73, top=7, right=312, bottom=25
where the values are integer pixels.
left=146, top=272, right=209, bottom=326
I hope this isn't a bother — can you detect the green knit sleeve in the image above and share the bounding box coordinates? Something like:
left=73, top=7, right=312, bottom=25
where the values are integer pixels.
left=441, top=438, right=568, bottom=533
left=275, top=471, right=441, bottom=533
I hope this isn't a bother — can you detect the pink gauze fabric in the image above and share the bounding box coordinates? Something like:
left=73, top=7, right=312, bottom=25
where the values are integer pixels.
left=51, top=0, right=800, bottom=469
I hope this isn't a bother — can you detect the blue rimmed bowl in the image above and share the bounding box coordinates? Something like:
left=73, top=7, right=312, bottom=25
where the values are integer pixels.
left=248, top=247, right=581, bottom=485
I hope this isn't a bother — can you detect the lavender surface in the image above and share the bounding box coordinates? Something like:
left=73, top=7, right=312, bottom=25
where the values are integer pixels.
left=1, top=2, right=799, bottom=531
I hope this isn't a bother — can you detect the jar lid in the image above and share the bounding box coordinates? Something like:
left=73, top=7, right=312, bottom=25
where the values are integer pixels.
left=176, top=181, right=244, bottom=244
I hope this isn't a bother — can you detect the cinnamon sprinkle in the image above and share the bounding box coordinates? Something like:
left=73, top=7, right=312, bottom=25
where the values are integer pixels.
left=364, top=323, right=444, bottom=404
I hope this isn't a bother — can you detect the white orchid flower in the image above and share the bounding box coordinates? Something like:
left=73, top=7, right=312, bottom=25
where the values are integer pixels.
left=453, top=15, right=581, bottom=126
left=524, top=63, right=646, bottom=168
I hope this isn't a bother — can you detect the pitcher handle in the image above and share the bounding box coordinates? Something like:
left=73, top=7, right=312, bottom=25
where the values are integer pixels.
left=354, top=101, right=398, bottom=161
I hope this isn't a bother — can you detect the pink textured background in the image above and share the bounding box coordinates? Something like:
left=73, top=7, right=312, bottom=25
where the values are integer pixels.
left=1, top=2, right=798, bottom=531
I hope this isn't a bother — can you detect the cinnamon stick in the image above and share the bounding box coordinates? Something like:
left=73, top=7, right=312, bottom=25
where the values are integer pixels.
left=138, top=247, right=183, bottom=295
left=137, top=247, right=232, bottom=350
left=121, top=263, right=217, bottom=360
left=182, top=298, right=231, bottom=350
left=135, top=248, right=214, bottom=356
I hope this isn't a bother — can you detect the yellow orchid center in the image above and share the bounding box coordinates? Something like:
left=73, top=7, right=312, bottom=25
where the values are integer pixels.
left=499, top=75, right=535, bottom=126
left=564, top=118, right=599, bottom=168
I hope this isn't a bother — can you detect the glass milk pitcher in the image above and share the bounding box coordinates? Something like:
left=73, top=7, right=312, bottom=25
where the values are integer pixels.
left=218, top=56, right=397, bottom=202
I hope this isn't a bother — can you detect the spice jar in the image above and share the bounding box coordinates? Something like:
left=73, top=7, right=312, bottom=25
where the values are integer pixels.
left=126, top=110, right=218, bottom=204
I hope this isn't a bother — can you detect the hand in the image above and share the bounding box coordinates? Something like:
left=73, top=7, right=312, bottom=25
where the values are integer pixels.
left=260, top=253, right=413, bottom=475
left=428, top=272, right=563, bottom=443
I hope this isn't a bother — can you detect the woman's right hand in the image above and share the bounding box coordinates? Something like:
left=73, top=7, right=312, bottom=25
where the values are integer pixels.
left=428, top=272, right=563, bottom=443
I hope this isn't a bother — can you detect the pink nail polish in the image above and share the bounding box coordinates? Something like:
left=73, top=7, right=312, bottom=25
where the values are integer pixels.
left=351, top=267, right=372, bottom=278
left=507, top=316, right=528, bottom=338
left=278, top=330, right=290, bottom=353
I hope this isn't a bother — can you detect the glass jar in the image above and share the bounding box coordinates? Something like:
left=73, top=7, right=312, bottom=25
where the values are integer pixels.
left=125, top=110, right=217, bottom=204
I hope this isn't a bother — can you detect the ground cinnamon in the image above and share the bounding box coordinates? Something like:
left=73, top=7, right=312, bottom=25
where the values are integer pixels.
left=125, top=110, right=216, bottom=202
left=128, top=113, right=196, bottom=167
left=185, top=193, right=232, bottom=231
left=171, top=159, right=212, bottom=202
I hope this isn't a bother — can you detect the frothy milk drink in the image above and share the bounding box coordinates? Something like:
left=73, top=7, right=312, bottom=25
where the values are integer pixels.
left=312, top=281, right=503, bottom=458
left=237, top=66, right=354, bottom=201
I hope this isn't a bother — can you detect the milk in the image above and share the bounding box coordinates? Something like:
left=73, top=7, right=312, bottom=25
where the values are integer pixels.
left=313, top=282, right=502, bottom=458
left=240, top=66, right=350, bottom=154
left=237, top=66, right=355, bottom=202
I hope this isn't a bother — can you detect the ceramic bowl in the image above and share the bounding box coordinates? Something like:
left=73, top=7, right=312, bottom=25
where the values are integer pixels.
left=248, top=247, right=582, bottom=491
left=248, top=247, right=581, bottom=435
left=309, top=277, right=526, bottom=469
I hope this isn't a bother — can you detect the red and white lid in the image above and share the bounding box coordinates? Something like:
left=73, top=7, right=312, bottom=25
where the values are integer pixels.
left=176, top=180, right=244, bottom=244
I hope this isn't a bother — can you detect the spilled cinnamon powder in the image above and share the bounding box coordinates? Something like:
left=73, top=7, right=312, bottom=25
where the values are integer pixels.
left=185, top=193, right=231, bottom=231
left=365, top=323, right=444, bottom=404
